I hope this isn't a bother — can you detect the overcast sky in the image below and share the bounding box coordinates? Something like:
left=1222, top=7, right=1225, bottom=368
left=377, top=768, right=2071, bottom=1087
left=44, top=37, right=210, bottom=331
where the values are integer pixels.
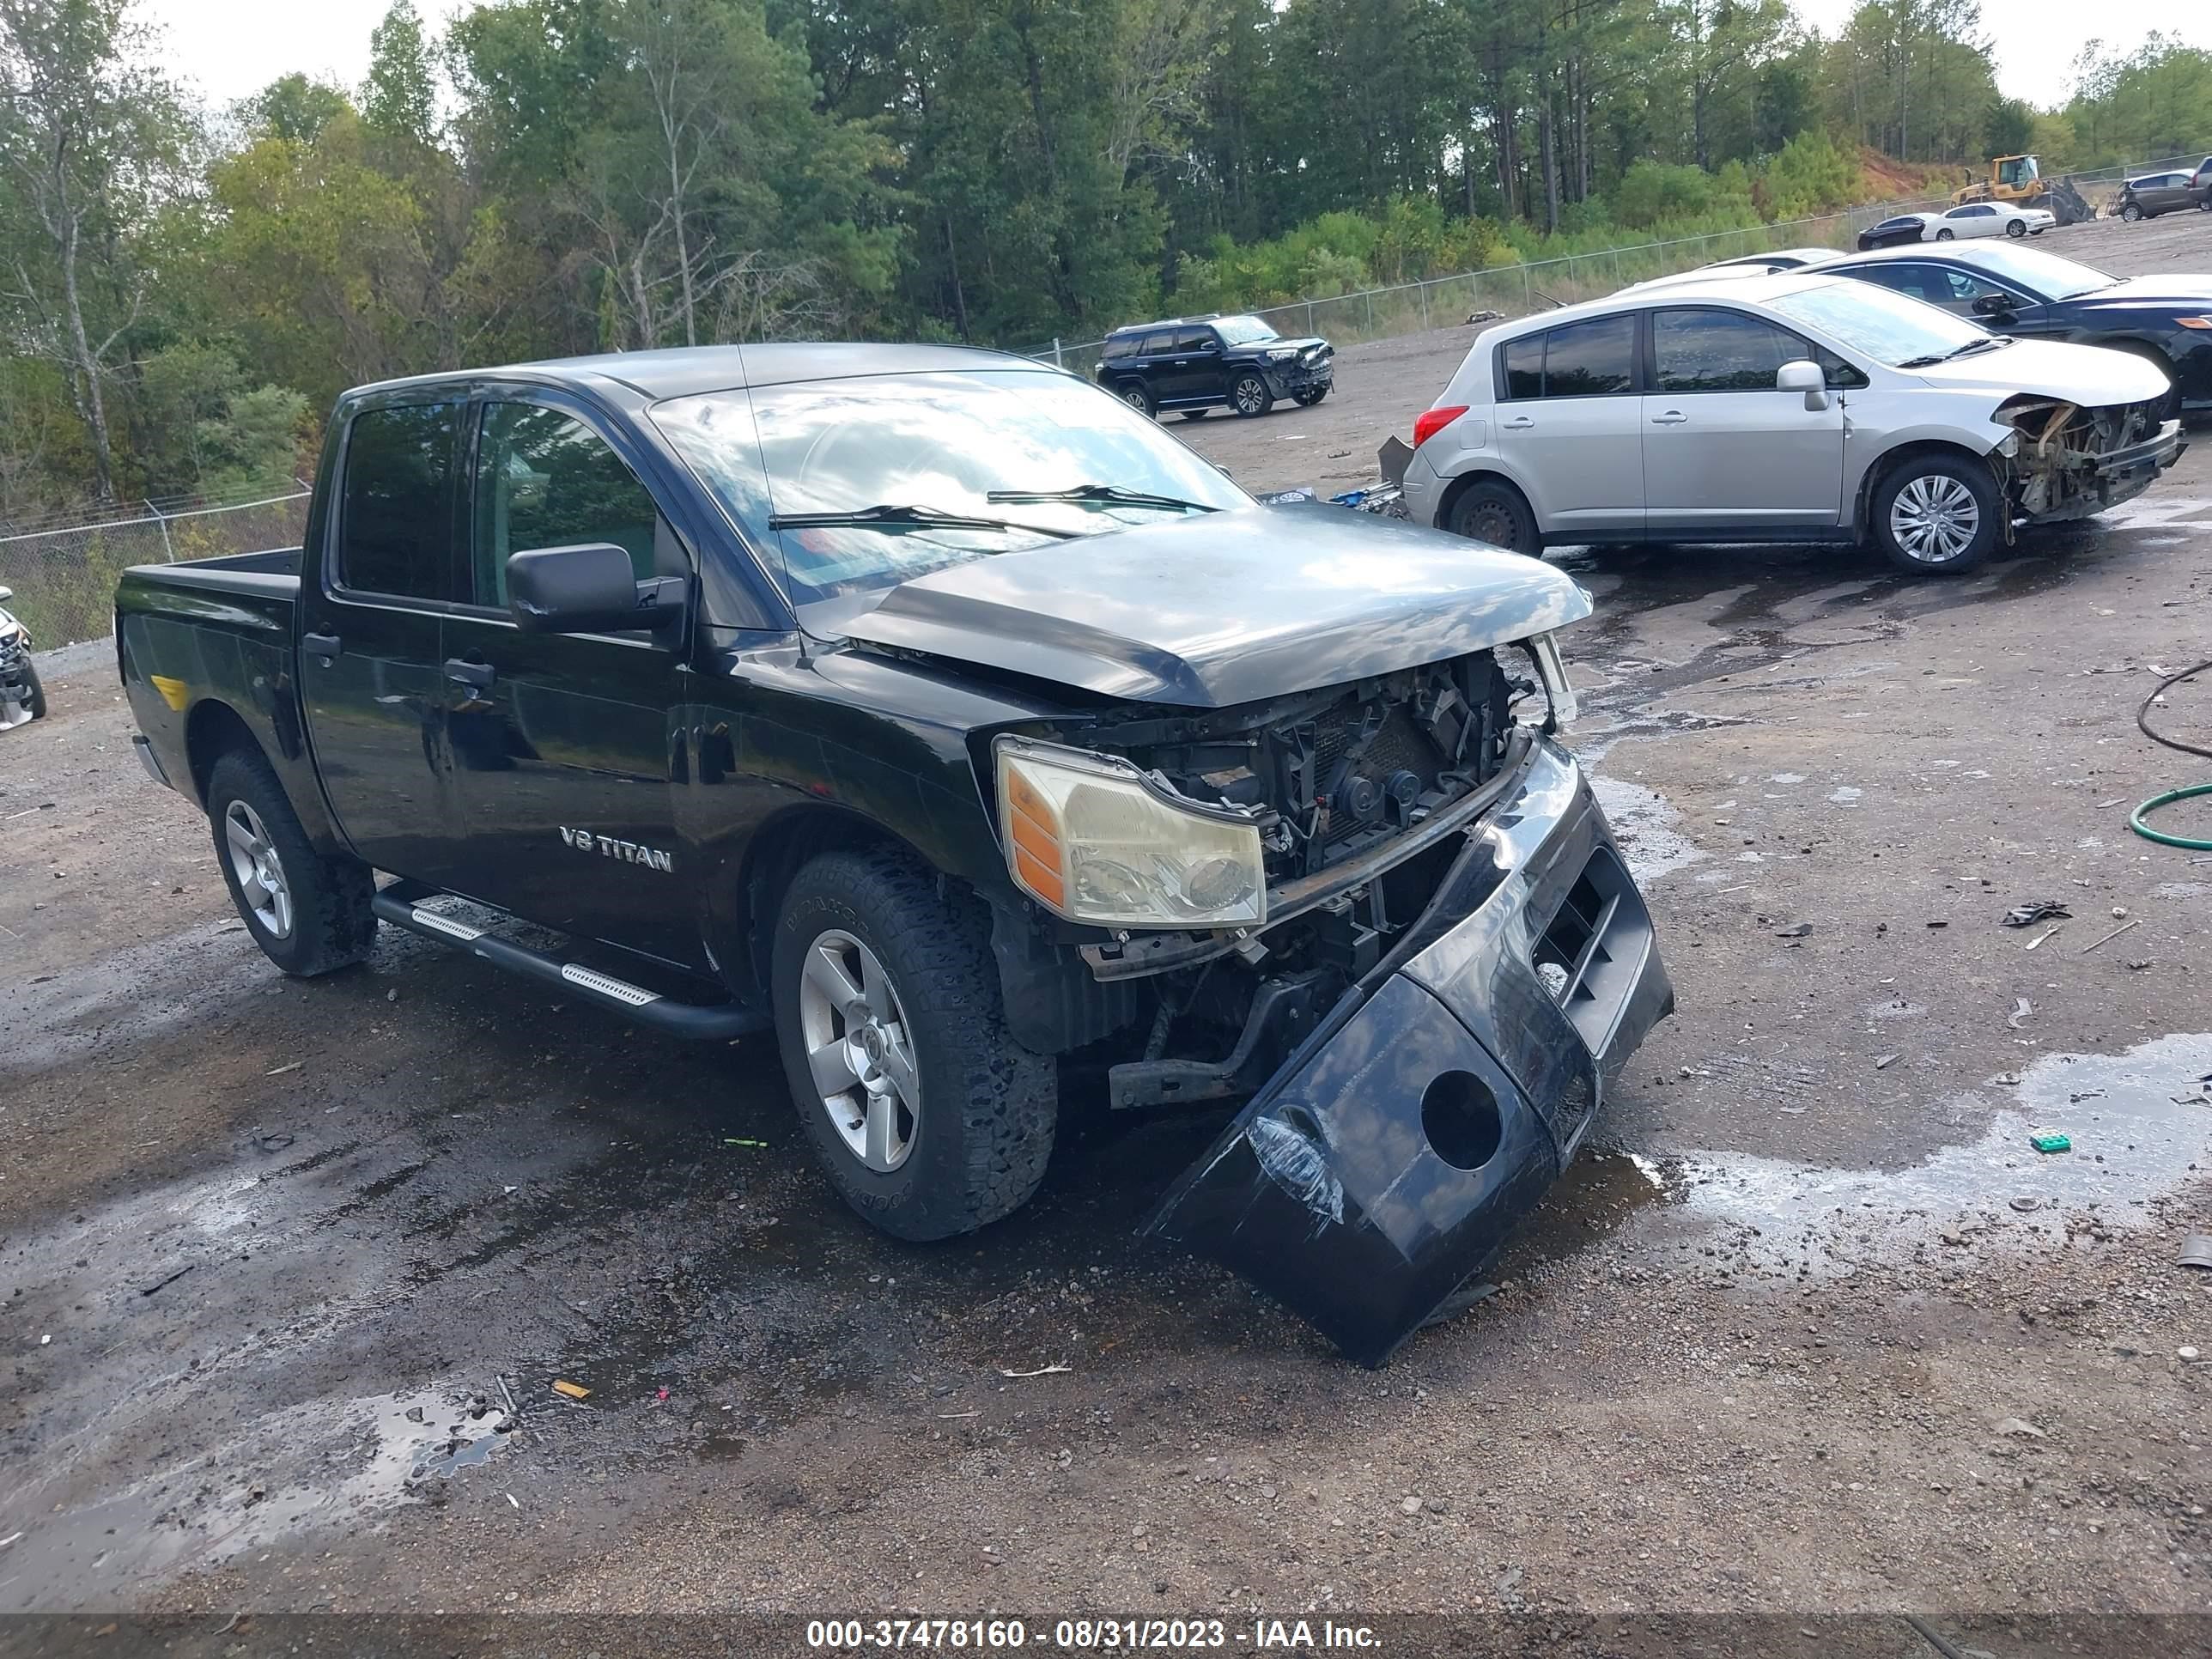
left=147, top=0, right=2208, bottom=127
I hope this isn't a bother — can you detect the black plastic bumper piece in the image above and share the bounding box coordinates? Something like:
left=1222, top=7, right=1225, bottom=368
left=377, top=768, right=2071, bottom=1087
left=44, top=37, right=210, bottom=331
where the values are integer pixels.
left=1144, top=738, right=1673, bottom=1367
left=371, top=891, right=769, bottom=1041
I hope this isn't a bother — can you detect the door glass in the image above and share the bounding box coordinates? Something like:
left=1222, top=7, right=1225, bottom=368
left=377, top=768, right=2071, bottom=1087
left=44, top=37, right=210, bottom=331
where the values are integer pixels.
left=1936, top=270, right=2020, bottom=314
left=1502, top=336, right=1543, bottom=400
left=338, top=404, right=462, bottom=601
left=472, top=404, right=668, bottom=607
left=1172, top=329, right=1215, bottom=353
left=1654, top=308, right=1805, bottom=391
left=1540, top=315, right=1635, bottom=397
left=1139, top=332, right=1174, bottom=356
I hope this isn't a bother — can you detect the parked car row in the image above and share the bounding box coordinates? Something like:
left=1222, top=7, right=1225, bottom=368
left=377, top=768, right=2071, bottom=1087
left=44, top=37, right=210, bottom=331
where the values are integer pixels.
left=1856, top=202, right=2056, bottom=248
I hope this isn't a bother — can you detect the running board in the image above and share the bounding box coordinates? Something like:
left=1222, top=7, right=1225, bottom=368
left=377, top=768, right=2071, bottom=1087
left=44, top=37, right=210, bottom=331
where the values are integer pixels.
left=370, top=892, right=769, bottom=1041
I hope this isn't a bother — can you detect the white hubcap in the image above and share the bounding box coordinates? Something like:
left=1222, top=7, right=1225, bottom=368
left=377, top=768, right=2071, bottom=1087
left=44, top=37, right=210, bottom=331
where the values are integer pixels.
left=223, top=799, right=293, bottom=939
left=1890, top=475, right=1980, bottom=564
left=797, top=929, right=918, bottom=1173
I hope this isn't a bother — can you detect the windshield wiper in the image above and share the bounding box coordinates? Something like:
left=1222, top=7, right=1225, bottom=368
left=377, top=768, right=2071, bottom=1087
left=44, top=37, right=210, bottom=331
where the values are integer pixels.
left=1895, top=337, right=2007, bottom=368
left=986, top=483, right=1219, bottom=514
left=766, top=502, right=1079, bottom=540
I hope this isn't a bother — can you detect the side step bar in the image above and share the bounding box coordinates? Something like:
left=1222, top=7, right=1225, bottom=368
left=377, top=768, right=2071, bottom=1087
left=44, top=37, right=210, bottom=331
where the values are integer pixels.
left=371, top=892, right=769, bottom=1042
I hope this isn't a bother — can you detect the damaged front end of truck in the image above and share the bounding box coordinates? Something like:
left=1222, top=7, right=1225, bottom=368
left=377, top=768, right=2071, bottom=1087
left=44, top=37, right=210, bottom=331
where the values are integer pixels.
left=866, top=520, right=1674, bottom=1365
left=1993, top=392, right=2186, bottom=526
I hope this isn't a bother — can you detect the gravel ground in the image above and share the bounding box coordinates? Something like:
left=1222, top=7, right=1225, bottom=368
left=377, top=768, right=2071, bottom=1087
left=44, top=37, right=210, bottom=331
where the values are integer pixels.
left=3, top=211, right=2212, bottom=1651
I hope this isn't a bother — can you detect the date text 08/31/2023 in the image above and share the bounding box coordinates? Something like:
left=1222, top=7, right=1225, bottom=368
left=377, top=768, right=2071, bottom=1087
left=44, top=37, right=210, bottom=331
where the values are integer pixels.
left=805, top=1618, right=1383, bottom=1650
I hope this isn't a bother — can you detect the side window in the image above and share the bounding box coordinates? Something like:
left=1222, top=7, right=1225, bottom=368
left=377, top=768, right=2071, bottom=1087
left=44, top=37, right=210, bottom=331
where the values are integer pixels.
left=1936, top=270, right=2021, bottom=315
left=1101, top=336, right=1138, bottom=362
left=471, top=403, right=672, bottom=608
left=337, top=404, right=462, bottom=601
left=1139, top=331, right=1174, bottom=356
left=1502, top=335, right=1542, bottom=399
left=1539, top=314, right=1636, bottom=397
left=1852, top=264, right=1939, bottom=304
left=1653, top=308, right=1804, bottom=392
left=1172, top=328, right=1215, bottom=353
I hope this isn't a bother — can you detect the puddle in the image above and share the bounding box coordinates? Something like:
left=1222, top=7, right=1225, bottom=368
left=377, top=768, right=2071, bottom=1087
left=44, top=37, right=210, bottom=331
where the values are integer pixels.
left=1588, top=774, right=1708, bottom=885
left=1620, top=1033, right=2212, bottom=1277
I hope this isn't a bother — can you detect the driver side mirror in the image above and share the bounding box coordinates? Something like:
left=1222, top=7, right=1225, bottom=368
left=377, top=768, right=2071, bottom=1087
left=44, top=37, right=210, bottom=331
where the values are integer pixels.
left=507, top=543, right=684, bottom=638
left=1777, top=360, right=1829, bottom=411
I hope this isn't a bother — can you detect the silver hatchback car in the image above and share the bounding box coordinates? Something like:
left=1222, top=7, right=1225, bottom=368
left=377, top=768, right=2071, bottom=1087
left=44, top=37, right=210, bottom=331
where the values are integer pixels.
left=1400, top=272, right=2185, bottom=574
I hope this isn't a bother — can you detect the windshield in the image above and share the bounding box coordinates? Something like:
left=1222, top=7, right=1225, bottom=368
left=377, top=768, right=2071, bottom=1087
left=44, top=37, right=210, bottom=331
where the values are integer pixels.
left=1213, top=316, right=1279, bottom=345
left=1768, top=280, right=1990, bottom=366
left=1948, top=245, right=2114, bottom=301
left=652, top=369, right=1253, bottom=609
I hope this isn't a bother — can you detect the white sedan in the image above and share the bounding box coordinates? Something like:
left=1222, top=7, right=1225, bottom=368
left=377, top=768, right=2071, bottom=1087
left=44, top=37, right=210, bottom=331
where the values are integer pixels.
left=1878, top=204, right=2056, bottom=246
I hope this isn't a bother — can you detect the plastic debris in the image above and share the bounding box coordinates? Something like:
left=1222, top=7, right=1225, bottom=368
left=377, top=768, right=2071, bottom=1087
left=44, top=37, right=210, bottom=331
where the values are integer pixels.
left=550, top=1379, right=591, bottom=1400
left=998, top=1363, right=1073, bottom=1378
left=2029, top=1132, right=2071, bottom=1154
left=1775, top=922, right=1813, bottom=939
left=723, top=1138, right=767, bottom=1148
left=2180, top=1235, right=2212, bottom=1271
left=1874, top=1054, right=1899, bottom=1070
left=1992, top=1416, right=2046, bottom=1440
left=2001, top=901, right=2069, bottom=927
left=2008, top=998, right=2033, bottom=1030
left=264, top=1060, right=302, bottom=1076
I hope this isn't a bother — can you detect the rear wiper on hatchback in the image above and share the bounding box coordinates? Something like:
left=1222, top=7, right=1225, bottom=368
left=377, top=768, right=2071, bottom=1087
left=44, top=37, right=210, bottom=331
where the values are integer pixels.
left=986, top=483, right=1219, bottom=514
left=766, top=502, right=1079, bottom=540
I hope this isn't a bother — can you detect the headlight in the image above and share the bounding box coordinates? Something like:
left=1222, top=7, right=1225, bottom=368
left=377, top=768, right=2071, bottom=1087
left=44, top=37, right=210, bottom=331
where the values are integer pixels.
left=1265, top=346, right=1297, bottom=362
left=995, top=738, right=1266, bottom=929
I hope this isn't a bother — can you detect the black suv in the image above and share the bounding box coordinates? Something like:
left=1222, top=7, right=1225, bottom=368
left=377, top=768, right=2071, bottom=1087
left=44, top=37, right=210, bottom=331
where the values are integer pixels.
left=1095, top=313, right=1334, bottom=420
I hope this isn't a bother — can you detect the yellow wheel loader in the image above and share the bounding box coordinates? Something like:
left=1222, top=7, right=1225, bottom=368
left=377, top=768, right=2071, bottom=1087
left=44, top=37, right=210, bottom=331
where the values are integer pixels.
left=1952, top=155, right=2094, bottom=225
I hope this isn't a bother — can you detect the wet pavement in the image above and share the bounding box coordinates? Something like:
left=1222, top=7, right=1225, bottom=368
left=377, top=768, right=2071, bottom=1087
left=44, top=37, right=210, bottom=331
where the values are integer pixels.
left=6, top=214, right=2212, bottom=1625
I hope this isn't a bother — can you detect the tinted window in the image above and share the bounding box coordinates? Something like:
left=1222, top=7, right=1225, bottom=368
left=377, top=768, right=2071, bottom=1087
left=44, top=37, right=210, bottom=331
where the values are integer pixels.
left=1503, top=335, right=1542, bottom=399
left=338, top=404, right=460, bottom=600
left=1139, top=332, right=1174, bottom=356
left=1654, top=308, right=1811, bottom=391
left=1101, top=336, right=1139, bottom=361
left=1540, top=314, right=1636, bottom=396
left=1172, top=329, right=1216, bottom=353
left=471, top=404, right=670, bottom=607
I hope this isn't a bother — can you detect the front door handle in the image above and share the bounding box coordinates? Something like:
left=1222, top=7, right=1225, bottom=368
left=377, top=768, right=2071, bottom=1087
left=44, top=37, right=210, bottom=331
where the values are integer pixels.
left=444, top=658, right=495, bottom=691
left=302, top=631, right=341, bottom=659
left=1503, top=416, right=1535, bottom=429
left=1650, top=410, right=1689, bottom=425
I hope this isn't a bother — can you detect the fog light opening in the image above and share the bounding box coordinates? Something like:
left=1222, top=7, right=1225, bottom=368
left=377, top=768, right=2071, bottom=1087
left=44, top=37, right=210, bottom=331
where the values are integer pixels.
left=1420, top=1070, right=1503, bottom=1171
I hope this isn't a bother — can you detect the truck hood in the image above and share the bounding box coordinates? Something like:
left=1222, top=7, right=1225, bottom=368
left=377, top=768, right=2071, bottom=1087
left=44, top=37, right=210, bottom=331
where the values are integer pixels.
left=837, top=507, right=1589, bottom=708
left=1911, top=337, right=2172, bottom=405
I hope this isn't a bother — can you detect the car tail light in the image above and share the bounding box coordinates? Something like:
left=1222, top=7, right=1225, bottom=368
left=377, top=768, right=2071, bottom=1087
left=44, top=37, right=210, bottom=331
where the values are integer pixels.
left=1413, top=405, right=1468, bottom=447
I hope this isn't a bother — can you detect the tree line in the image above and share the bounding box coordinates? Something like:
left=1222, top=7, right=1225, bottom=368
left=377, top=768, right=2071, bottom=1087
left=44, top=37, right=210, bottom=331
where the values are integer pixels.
left=3, top=0, right=2208, bottom=520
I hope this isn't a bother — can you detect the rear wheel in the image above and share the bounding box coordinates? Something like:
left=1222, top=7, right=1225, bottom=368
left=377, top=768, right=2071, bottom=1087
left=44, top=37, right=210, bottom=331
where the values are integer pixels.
left=1445, top=477, right=1540, bottom=556
left=1177, top=409, right=1211, bottom=421
left=1935, top=228, right=1955, bottom=240
left=1870, top=454, right=2000, bottom=576
left=1231, top=372, right=1273, bottom=417
left=205, top=747, right=377, bottom=975
left=1114, top=380, right=1156, bottom=419
left=770, top=848, right=1056, bottom=1242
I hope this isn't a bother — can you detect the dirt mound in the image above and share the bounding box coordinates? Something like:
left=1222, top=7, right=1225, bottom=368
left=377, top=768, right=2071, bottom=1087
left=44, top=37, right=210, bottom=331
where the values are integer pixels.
left=1858, top=146, right=1955, bottom=201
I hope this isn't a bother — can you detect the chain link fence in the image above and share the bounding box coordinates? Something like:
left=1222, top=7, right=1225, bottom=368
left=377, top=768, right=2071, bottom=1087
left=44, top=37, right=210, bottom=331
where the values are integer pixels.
left=1030, top=147, right=2212, bottom=382
left=0, top=491, right=311, bottom=648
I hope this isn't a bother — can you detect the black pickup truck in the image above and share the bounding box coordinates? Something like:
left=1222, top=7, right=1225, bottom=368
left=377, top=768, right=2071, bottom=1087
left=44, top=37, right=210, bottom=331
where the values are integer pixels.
left=117, top=343, right=1672, bottom=1364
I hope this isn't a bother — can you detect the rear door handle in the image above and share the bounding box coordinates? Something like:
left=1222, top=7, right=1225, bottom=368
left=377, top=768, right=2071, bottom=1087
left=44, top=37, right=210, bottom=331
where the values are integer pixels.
left=444, top=658, right=495, bottom=691
left=1503, top=416, right=1535, bottom=429
left=1650, top=410, right=1688, bottom=425
left=302, top=631, right=341, bottom=659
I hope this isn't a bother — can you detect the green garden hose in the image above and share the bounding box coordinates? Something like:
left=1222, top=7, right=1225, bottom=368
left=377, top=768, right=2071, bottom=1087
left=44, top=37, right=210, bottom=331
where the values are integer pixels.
left=2130, top=659, right=2212, bottom=851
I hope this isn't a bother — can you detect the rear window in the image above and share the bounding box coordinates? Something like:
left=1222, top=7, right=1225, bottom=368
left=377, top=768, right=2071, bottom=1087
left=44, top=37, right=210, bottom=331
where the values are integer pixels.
left=1500, top=313, right=1636, bottom=399
left=337, top=404, right=461, bottom=601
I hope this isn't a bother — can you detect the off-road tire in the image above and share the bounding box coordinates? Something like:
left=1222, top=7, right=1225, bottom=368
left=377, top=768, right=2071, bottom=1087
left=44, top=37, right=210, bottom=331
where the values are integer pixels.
left=1231, top=372, right=1274, bottom=417
left=770, top=848, right=1056, bottom=1242
left=1869, top=453, right=2001, bottom=577
left=1113, top=380, right=1156, bottom=418
left=23, top=663, right=46, bottom=720
left=1445, top=477, right=1540, bottom=556
left=205, top=746, right=377, bottom=975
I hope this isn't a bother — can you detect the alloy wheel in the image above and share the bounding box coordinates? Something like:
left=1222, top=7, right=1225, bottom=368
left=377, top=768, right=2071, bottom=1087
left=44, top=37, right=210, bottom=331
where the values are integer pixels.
left=796, top=927, right=919, bottom=1173
left=1889, top=474, right=1980, bottom=565
left=223, top=799, right=294, bottom=939
left=1235, top=376, right=1267, bottom=414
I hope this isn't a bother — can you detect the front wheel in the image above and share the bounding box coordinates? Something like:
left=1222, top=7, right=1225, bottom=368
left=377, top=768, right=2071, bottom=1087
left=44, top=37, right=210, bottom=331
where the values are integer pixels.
left=2006, top=217, right=2027, bottom=237
left=1231, top=372, right=1274, bottom=417
left=22, top=663, right=46, bottom=720
left=1870, top=455, right=2001, bottom=576
left=770, top=848, right=1056, bottom=1242
left=1292, top=386, right=1329, bottom=407
left=205, top=746, right=377, bottom=975
left=1445, top=477, right=1540, bottom=555
left=1178, top=409, right=1211, bottom=422
left=2121, top=202, right=2143, bottom=222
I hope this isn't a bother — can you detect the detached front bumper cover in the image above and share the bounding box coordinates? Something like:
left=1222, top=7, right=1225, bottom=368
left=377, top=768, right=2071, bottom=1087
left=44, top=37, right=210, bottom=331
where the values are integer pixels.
left=1144, top=738, right=1673, bottom=1365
